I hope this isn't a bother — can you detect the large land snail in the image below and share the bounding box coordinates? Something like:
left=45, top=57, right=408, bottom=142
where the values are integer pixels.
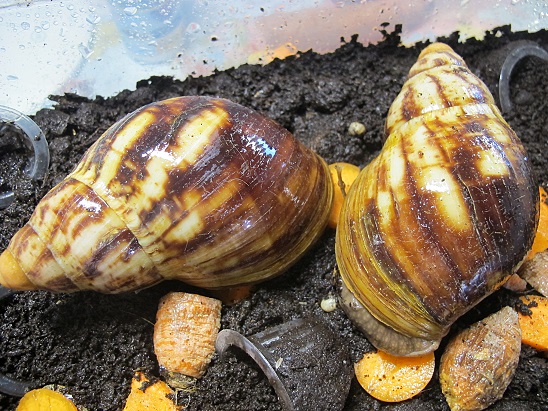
left=336, top=43, right=539, bottom=356
left=0, top=96, right=333, bottom=293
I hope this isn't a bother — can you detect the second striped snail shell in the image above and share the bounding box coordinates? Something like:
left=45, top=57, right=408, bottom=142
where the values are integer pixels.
left=336, top=43, right=539, bottom=356
left=0, top=96, right=333, bottom=293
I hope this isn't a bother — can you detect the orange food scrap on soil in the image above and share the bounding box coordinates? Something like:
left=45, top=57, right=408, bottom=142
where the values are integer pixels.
left=528, top=186, right=548, bottom=259
left=123, top=371, right=180, bottom=411
left=354, top=350, right=435, bottom=402
left=16, top=387, right=78, bottom=411
left=518, top=295, right=548, bottom=351
left=439, top=306, right=521, bottom=411
left=154, top=292, right=222, bottom=382
left=209, top=284, right=254, bottom=305
left=328, top=162, right=360, bottom=229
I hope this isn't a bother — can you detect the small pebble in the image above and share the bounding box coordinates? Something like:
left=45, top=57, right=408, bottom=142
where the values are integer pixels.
left=348, top=121, right=366, bottom=136
left=320, top=296, right=338, bottom=312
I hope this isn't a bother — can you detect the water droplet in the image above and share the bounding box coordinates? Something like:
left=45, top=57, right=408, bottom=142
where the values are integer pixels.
left=78, top=43, right=93, bottom=58
left=21, top=21, right=30, bottom=30
left=34, top=26, right=42, bottom=33
left=186, top=22, right=200, bottom=34
left=41, top=21, right=50, bottom=30
left=19, top=44, right=25, bottom=50
left=7, top=75, right=19, bottom=81
left=86, top=14, right=101, bottom=25
left=123, top=6, right=137, bottom=16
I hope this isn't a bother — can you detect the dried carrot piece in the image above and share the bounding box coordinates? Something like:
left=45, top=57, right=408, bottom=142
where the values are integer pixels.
left=439, top=306, right=521, bottom=411
left=122, top=371, right=180, bottom=411
left=16, top=387, right=78, bottom=411
left=528, top=186, right=548, bottom=259
left=153, top=292, right=222, bottom=388
left=518, top=295, right=548, bottom=351
left=328, top=162, right=361, bottom=229
left=354, top=350, right=435, bottom=402
left=518, top=249, right=548, bottom=296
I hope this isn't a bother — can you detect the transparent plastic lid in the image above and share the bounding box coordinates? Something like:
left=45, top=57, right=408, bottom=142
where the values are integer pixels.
left=1, top=0, right=547, bottom=114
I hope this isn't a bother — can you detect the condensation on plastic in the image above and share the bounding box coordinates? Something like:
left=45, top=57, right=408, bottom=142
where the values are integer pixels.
left=0, top=0, right=547, bottom=115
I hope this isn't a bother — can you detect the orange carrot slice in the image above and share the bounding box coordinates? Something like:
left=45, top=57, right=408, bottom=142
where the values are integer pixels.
left=16, top=388, right=78, bottom=411
left=354, top=350, right=435, bottom=402
left=328, top=162, right=360, bottom=229
left=122, top=372, right=179, bottom=411
left=518, top=295, right=548, bottom=351
left=528, top=187, right=548, bottom=259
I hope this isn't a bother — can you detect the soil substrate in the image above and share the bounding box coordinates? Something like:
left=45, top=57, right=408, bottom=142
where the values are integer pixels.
left=1, top=26, right=548, bottom=411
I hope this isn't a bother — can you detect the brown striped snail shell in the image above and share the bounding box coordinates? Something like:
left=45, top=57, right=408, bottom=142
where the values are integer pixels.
left=336, top=43, right=539, bottom=356
left=0, top=96, right=333, bottom=293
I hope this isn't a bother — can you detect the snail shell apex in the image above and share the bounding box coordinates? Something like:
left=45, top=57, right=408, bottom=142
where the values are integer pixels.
left=0, top=96, right=333, bottom=293
left=336, top=43, right=539, bottom=356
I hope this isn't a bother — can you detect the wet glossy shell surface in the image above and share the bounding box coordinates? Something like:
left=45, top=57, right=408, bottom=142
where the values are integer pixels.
left=0, top=96, right=333, bottom=293
left=336, top=43, right=538, bottom=355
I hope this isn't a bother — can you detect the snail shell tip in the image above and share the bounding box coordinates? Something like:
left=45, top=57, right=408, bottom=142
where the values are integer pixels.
left=420, top=42, right=454, bottom=57
left=0, top=250, right=37, bottom=291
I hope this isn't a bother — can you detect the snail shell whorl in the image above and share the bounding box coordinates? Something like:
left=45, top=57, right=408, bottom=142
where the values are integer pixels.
left=336, top=43, right=539, bottom=356
left=0, top=96, right=333, bottom=293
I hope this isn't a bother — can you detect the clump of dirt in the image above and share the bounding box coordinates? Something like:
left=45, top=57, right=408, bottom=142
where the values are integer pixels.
left=1, top=26, right=547, bottom=410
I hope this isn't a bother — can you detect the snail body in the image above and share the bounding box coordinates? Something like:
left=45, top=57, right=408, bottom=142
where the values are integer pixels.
left=336, top=43, right=539, bottom=356
left=0, top=96, right=333, bottom=293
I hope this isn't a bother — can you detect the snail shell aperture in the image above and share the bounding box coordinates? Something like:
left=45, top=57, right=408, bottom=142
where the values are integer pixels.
left=0, top=96, right=333, bottom=293
left=336, top=43, right=539, bottom=356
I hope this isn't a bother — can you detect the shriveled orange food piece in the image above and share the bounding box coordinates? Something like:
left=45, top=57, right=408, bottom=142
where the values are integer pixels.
left=16, top=387, right=77, bottom=411
left=154, top=292, right=222, bottom=387
left=328, top=162, right=360, bottom=229
left=518, top=250, right=548, bottom=296
left=354, top=350, right=435, bottom=402
left=518, top=295, right=548, bottom=351
left=439, top=306, right=521, bottom=411
left=122, top=371, right=180, bottom=411
left=528, top=186, right=548, bottom=259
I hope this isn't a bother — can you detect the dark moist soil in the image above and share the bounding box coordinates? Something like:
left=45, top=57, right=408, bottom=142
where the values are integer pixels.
left=1, top=26, right=548, bottom=411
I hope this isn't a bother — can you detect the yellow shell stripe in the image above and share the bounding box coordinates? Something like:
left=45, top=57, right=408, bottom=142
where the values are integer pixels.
left=385, top=65, right=495, bottom=138
left=70, top=98, right=227, bottom=276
